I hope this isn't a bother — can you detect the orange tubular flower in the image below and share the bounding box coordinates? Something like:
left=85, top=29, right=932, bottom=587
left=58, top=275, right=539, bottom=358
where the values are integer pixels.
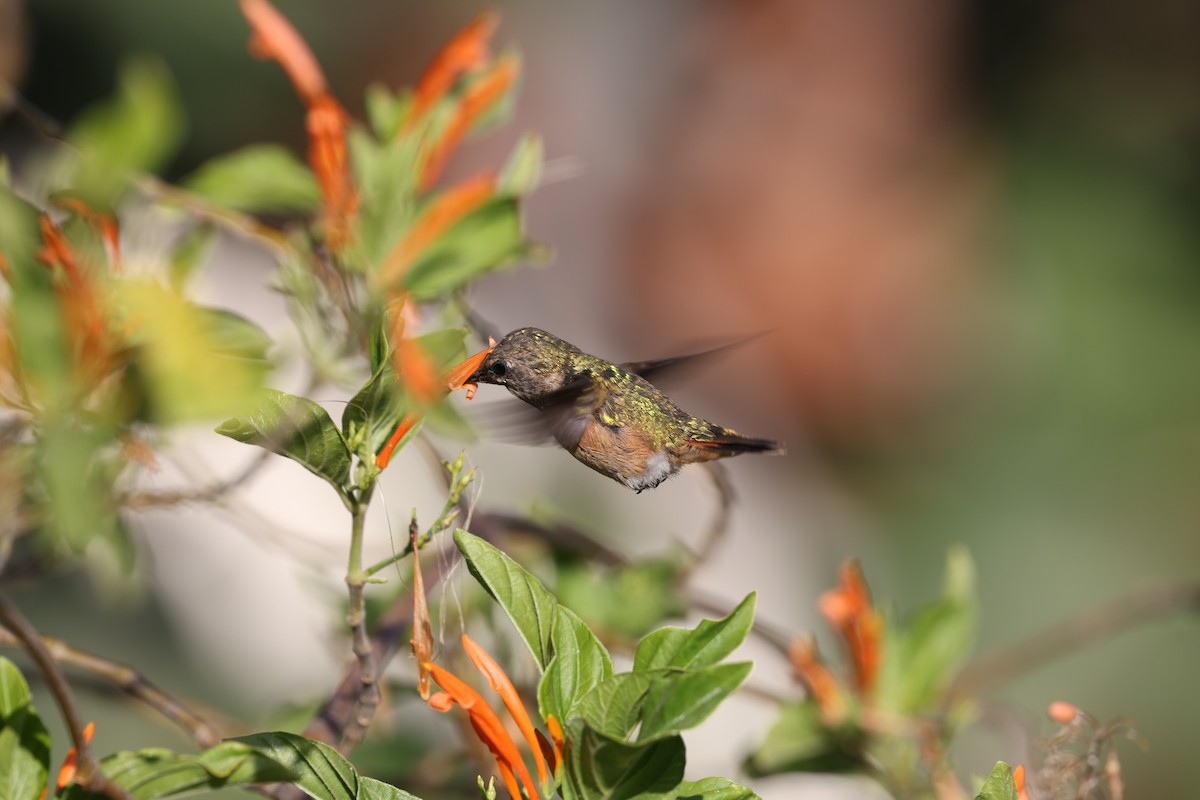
left=463, top=634, right=550, bottom=787
left=419, top=54, right=519, bottom=191
left=37, top=215, right=111, bottom=381
left=819, top=559, right=883, bottom=698
left=424, top=659, right=539, bottom=800
left=238, top=0, right=356, bottom=249
left=788, top=634, right=846, bottom=723
left=404, top=11, right=500, bottom=131
left=1013, top=764, right=1031, bottom=800
left=377, top=172, right=497, bottom=289
left=54, top=721, right=95, bottom=791
left=375, top=340, right=497, bottom=470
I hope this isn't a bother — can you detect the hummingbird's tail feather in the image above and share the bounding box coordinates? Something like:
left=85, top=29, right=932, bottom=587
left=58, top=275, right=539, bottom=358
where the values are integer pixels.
left=685, top=431, right=786, bottom=458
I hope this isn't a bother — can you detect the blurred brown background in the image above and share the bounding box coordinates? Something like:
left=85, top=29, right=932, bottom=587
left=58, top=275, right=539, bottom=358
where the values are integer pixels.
left=4, top=0, right=1199, bottom=797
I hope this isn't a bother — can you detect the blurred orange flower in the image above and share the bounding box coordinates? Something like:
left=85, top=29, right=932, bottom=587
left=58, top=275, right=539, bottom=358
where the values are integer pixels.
left=405, top=11, right=500, bottom=129
left=819, top=559, right=883, bottom=698
left=52, top=720, right=95, bottom=793
left=238, top=0, right=356, bottom=249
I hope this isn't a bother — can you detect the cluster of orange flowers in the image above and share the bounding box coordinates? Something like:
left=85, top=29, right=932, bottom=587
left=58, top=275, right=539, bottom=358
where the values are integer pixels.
left=236, top=1, right=514, bottom=471
left=409, top=529, right=559, bottom=799
left=789, top=559, right=884, bottom=723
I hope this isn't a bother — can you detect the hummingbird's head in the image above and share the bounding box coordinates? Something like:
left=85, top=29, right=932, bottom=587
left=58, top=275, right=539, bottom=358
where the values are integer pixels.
left=467, top=327, right=582, bottom=404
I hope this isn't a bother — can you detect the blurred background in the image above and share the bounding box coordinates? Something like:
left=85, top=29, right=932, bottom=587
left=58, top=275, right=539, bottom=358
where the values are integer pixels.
left=3, top=0, right=1199, bottom=797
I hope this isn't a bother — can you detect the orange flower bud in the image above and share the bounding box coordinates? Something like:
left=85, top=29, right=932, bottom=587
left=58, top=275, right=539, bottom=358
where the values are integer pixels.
left=1047, top=701, right=1079, bottom=724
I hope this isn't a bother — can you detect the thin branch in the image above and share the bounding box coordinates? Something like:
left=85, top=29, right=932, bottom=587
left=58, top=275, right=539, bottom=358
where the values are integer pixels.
left=0, top=592, right=132, bottom=800
left=120, top=449, right=273, bottom=510
left=950, top=580, right=1200, bottom=698
left=0, top=626, right=220, bottom=748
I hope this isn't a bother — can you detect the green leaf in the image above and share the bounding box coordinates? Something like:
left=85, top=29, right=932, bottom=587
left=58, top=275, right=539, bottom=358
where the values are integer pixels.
left=576, top=672, right=654, bottom=742
left=363, top=84, right=414, bottom=142
left=359, top=776, right=423, bottom=800
left=743, top=701, right=860, bottom=777
left=0, top=187, right=72, bottom=406
left=59, top=741, right=295, bottom=800
left=0, top=657, right=50, bottom=800
left=564, top=723, right=685, bottom=800
left=347, top=126, right=420, bottom=269
left=538, top=607, right=614, bottom=724
left=343, top=365, right=405, bottom=459
left=876, top=548, right=976, bottom=714
left=636, top=662, right=752, bottom=743
left=577, top=663, right=751, bottom=744
left=38, top=418, right=119, bottom=552
left=402, top=198, right=530, bottom=301
left=634, top=593, right=756, bottom=672
left=416, top=328, right=468, bottom=372
left=117, top=281, right=272, bottom=423
left=676, top=777, right=762, bottom=800
left=231, top=732, right=357, bottom=800
left=498, top=134, right=542, bottom=195
left=167, top=224, right=215, bottom=292
left=65, top=56, right=185, bottom=210
left=217, top=390, right=352, bottom=493
left=974, top=762, right=1018, bottom=800
left=454, top=529, right=559, bottom=667
left=181, top=144, right=321, bottom=214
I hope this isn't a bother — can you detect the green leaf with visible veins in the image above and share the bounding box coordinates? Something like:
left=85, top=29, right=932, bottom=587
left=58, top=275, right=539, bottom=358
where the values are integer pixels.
left=634, top=593, right=756, bottom=672
left=454, top=529, right=560, bottom=667
left=231, top=732, right=358, bottom=800
left=975, top=762, right=1019, bottom=800
left=217, top=390, right=351, bottom=493
left=0, top=658, right=50, bottom=800
left=538, top=606, right=613, bottom=724
left=564, top=722, right=685, bottom=800
left=58, top=741, right=295, bottom=799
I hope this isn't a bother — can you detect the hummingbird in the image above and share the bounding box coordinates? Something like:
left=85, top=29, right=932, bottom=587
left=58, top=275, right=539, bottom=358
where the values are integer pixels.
left=466, top=327, right=785, bottom=492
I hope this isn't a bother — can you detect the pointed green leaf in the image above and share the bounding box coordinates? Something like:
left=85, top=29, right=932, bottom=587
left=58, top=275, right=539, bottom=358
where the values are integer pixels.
left=118, top=281, right=272, bottom=423
left=975, top=762, right=1019, bottom=800
left=634, top=593, right=756, bottom=672
left=65, top=56, right=185, bottom=210
left=59, top=741, right=295, bottom=799
left=0, top=658, right=50, bottom=800
left=564, top=723, right=684, bottom=800
left=636, top=662, right=752, bottom=743
left=359, top=776, right=424, bottom=800
left=676, top=777, right=762, bottom=800
left=181, top=144, right=321, bottom=214
left=231, top=732, right=357, bottom=800
left=403, top=198, right=530, bottom=301
left=539, top=607, right=614, bottom=724
left=576, top=672, right=655, bottom=741
left=876, top=548, right=976, bottom=714
left=363, top=84, right=414, bottom=142
left=454, top=529, right=559, bottom=667
left=498, top=134, right=542, bottom=195
left=217, top=390, right=351, bottom=492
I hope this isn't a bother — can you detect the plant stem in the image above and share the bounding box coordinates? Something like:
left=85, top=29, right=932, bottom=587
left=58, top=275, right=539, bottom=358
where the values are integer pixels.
left=0, top=592, right=132, bottom=800
left=342, top=498, right=380, bottom=748
left=0, top=627, right=221, bottom=748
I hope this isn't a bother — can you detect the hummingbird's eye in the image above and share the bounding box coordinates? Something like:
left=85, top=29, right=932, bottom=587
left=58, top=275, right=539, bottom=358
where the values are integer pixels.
left=490, top=360, right=507, bottom=377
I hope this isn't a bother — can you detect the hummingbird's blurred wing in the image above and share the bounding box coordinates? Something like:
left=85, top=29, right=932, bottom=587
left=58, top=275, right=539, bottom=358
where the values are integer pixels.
left=467, top=372, right=608, bottom=449
left=619, top=331, right=768, bottom=387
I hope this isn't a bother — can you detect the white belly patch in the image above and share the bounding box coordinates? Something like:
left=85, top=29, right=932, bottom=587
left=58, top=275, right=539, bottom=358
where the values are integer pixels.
left=625, top=451, right=674, bottom=492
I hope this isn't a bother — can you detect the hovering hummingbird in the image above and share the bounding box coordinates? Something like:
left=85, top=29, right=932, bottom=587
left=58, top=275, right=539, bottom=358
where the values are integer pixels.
left=466, top=327, right=785, bottom=491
